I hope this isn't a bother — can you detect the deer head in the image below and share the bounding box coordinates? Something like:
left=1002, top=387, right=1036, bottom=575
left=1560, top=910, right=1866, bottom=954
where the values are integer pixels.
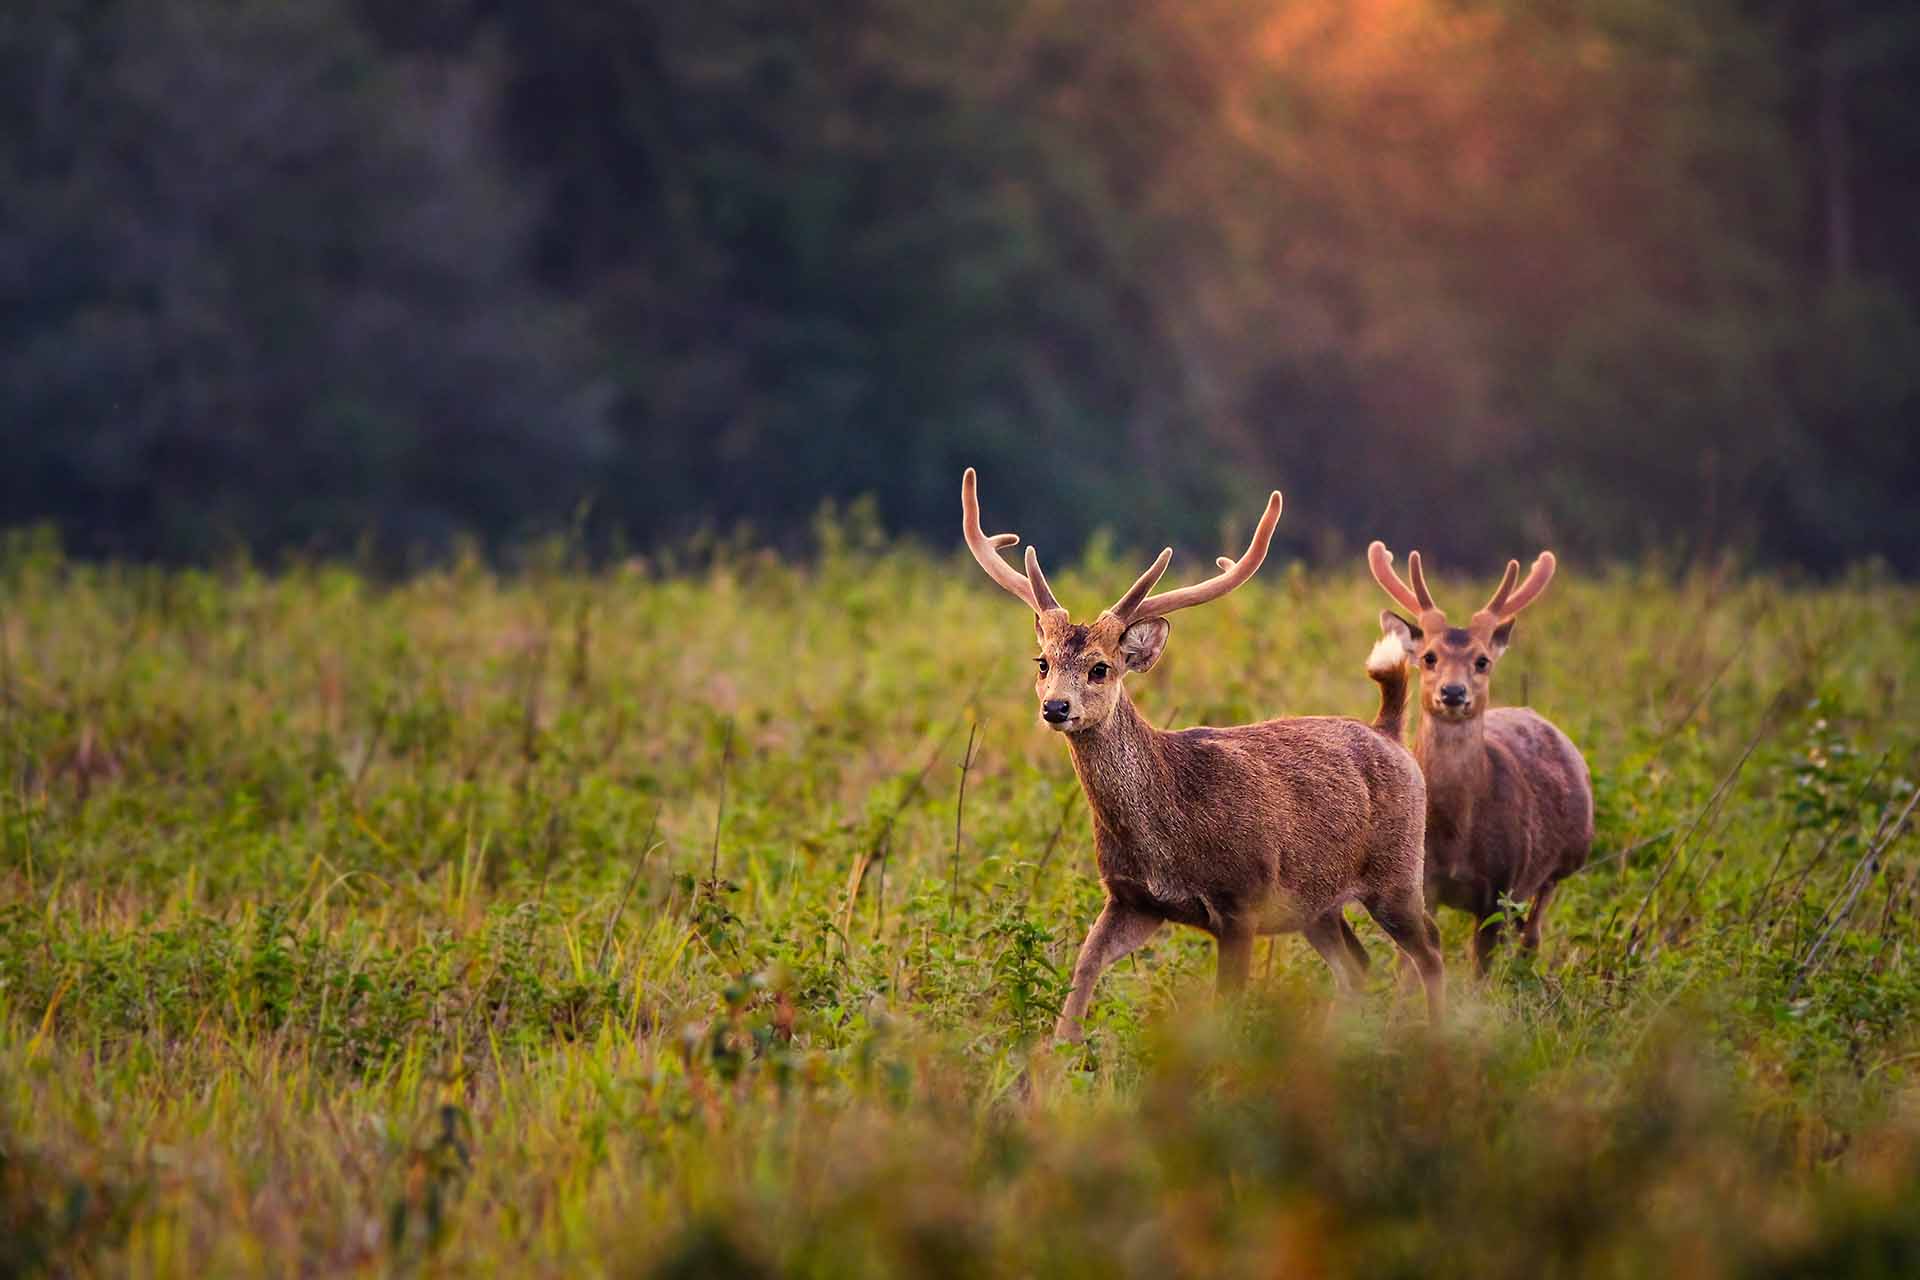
left=962, top=468, right=1282, bottom=733
left=1367, top=541, right=1556, bottom=722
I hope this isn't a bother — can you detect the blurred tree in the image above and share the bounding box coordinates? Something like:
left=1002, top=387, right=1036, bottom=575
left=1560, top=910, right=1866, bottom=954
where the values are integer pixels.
left=474, top=0, right=1286, bottom=555
left=0, top=0, right=1915, bottom=570
left=0, top=0, right=608, bottom=560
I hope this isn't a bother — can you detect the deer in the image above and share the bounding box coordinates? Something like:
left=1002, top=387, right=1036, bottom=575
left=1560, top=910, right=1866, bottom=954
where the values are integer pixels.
left=961, top=469, right=1444, bottom=1039
left=1366, top=541, right=1594, bottom=973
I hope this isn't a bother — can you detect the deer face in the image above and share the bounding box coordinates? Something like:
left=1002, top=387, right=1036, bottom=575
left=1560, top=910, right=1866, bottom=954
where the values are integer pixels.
left=1032, top=612, right=1169, bottom=733
left=962, top=469, right=1281, bottom=737
left=1381, top=612, right=1514, bottom=722
left=1368, top=541, right=1555, bottom=727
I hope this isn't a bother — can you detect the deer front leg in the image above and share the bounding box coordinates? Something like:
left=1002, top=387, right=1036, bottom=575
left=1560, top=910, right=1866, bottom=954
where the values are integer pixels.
left=1471, top=912, right=1505, bottom=974
left=1461, top=883, right=1505, bottom=976
left=1055, top=902, right=1162, bottom=1042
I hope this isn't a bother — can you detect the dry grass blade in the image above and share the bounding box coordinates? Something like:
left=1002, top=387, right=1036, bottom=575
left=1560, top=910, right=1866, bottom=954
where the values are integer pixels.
left=1620, top=692, right=1784, bottom=962
left=1025, top=789, right=1079, bottom=904
left=1791, top=781, right=1920, bottom=995
left=840, top=717, right=962, bottom=943
left=949, top=723, right=979, bottom=926
left=1757, top=750, right=1893, bottom=945
left=709, top=718, right=734, bottom=885
left=596, top=810, right=661, bottom=976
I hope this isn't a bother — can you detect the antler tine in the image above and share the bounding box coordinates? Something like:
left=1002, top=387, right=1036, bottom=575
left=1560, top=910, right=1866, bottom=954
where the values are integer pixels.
left=1483, top=551, right=1556, bottom=619
left=1129, top=490, right=1282, bottom=620
left=1107, top=547, right=1173, bottom=622
left=1406, top=550, right=1436, bottom=610
left=961, top=468, right=1040, bottom=612
left=1367, top=541, right=1425, bottom=615
left=1481, top=559, right=1521, bottom=617
left=1024, top=546, right=1063, bottom=613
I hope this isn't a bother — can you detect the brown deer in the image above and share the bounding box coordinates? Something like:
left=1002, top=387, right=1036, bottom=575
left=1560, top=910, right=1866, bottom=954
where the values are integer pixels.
left=962, top=469, right=1444, bottom=1038
left=1367, top=542, right=1594, bottom=972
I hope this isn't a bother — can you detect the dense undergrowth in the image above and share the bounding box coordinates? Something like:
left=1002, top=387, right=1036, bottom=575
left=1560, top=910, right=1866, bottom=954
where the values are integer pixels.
left=3, top=523, right=1919, bottom=1275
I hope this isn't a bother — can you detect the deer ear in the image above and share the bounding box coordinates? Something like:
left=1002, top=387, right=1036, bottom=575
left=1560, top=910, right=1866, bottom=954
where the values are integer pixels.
left=1488, top=617, right=1515, bottom=657
left=1119, top=617, right=1170, bottom=672
left=1379, top=609, right=1421, bottom=650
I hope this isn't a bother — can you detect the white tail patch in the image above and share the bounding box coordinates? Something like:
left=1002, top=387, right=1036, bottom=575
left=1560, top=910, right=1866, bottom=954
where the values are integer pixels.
left=1366, top=634, right=1407, bottom=677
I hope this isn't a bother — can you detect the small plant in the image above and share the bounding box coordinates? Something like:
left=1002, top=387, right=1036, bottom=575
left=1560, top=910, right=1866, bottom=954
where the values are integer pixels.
left=1481, top=891, right=1532, bottom=934
left=1783, top=711, right=1877, bottom=832
left=981, top=907, right=1069, bottom=1044
left=687, top=871, right=744, bottom=957
left=246, top=902, right=297, bottom=1029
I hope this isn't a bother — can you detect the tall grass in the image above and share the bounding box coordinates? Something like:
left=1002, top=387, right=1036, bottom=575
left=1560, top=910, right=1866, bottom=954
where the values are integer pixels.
left=3, top=522, right=1919, bottom=1275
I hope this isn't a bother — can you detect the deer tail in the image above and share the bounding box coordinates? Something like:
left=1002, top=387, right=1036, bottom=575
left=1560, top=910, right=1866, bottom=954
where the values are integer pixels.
left=1366, top=633, right=1410, bottom=741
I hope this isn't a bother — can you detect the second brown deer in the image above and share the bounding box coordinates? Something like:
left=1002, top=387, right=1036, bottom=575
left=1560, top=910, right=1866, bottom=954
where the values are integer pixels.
left=1367, top=542, right=1594, bottom=972
left=963, top=470, right=1444, bottom=1038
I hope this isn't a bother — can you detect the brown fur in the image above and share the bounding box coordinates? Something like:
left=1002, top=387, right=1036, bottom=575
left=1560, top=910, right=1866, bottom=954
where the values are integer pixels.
left=963, top=471, right=1444, bottom=1038
left=1369, top=543, right=1595, bottom=971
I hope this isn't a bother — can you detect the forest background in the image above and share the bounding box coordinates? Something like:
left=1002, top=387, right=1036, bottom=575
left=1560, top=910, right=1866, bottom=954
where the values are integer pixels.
left=4, top=0, right=1918, bottom=572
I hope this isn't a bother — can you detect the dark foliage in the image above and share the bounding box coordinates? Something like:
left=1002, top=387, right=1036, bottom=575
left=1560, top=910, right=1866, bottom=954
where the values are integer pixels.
left=2, top=0, right=1917, bottom=570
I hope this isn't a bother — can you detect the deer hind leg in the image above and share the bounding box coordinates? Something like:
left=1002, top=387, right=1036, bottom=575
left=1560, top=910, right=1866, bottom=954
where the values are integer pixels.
left=1366, top=888, right=1446, bottom=1023
left=1055, top=902, right=1163, bottom=1042
left=1304, top=910, right=1369, bottom=995
left=1215, top=925, right=1254, bottom=997
left=1340, top=914, right=1374, bottom=975
left=1393, top=905, right=1441, bottom=993
left=1521, top=877, right=1559, bottom=952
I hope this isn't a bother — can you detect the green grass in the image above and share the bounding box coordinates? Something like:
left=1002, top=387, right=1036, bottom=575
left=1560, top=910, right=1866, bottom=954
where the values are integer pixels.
left=3, top=522, right=1920, bottom=1276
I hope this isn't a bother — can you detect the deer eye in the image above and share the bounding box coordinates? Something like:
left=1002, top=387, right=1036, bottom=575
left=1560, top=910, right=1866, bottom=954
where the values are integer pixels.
left=1423, top=652, right=1437, bottom=667
left=1088, top=662, right=1111, bottom=682
left=1035, top=657, right=1049, bottom=675
left=1475, top=655, right=1490, bottom=672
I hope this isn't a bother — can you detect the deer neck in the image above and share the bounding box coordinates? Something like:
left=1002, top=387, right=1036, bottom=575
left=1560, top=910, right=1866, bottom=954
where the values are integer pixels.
left=1063, top=690, right=1170, bottom=841
left=1417, top=714, right=1491, bottom=819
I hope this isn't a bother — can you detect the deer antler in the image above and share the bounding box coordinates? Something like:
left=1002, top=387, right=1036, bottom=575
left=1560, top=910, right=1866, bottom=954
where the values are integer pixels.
left=961, top=468, right=1046, bottom=613
left=1479, top=551, right=1555, bottom=622
left=1112, top=491, right=1282, bottom=622
left=1368, top=541, right=1436, bottom=615
left=1107, top=547, right=1173, bottom=622
left=1024, top=546, right=1063, bottom=614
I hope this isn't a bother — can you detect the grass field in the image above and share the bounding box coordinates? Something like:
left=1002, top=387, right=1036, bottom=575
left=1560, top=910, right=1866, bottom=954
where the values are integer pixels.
left=4, top=520, right=1920, bottom=1277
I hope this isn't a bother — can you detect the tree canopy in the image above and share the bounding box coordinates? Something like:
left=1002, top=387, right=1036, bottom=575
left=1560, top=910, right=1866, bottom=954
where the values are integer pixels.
left=3, top=0, right=1916, bottom=570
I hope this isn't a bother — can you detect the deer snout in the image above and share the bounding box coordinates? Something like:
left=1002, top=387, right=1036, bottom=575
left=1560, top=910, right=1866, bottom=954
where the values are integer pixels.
left=1439, top=683, right=1470, bottom=709
left=1041, top=698, right=1073, bottom=725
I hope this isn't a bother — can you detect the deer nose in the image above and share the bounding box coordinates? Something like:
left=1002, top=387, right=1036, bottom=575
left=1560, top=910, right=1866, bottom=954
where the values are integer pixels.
left=1439, top=683, right=1469, bottom=707
left=1042, top=699, right=1072, bottom=723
